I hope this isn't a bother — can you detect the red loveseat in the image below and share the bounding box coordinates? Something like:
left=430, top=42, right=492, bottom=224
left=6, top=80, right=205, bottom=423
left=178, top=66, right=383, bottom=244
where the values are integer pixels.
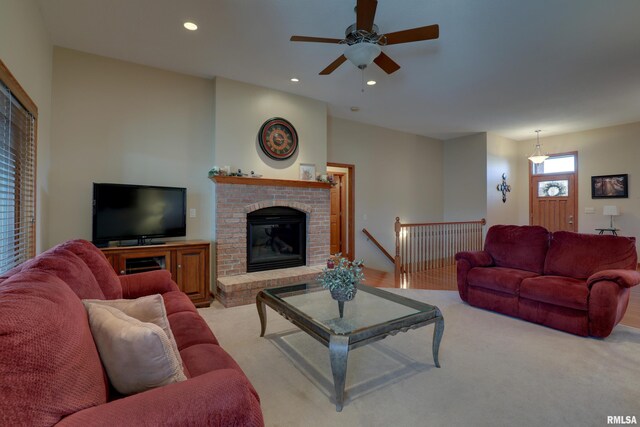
left=0, top=239, right=264, bottom=426
left=455, top=225, right=640, bottom=337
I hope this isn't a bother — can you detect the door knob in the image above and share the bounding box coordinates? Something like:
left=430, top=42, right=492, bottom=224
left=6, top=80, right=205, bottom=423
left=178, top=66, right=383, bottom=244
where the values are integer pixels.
left=568, top=215, right=574, bottom=225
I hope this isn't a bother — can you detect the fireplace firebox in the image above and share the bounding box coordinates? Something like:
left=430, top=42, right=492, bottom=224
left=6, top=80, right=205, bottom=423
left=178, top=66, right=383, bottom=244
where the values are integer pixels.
left=246, top=207, right=306, bottom=272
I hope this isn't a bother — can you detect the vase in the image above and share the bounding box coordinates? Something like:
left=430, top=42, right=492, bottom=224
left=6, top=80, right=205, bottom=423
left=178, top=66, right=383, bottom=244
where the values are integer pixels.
left=330, top=286, right=357, bottom=302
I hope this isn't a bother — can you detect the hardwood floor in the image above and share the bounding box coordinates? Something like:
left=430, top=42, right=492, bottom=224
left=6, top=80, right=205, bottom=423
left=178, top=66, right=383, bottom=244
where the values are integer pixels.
left=362, top=265, right=640, bottom=329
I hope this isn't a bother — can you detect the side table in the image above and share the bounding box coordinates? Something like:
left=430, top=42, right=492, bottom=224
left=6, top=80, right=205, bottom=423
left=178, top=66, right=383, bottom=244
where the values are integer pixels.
left=595, top=228, right=619, bottom=236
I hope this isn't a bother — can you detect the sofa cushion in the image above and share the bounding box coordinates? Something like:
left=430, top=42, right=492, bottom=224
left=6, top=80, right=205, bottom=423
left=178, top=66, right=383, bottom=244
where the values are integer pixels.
left=484, top=225, right=549, bottom=274
left=60, top=239, right=123, bottom=299
left=468, top=266, right=539, bottom=295
left=162, top=290, right=199, bottom=315
left=20, top=247, right=106, bottom=299
left=544, top=232, right=638, bottom=279
left=0, top=271, right=108, bottom=426
left=180, top=343, right=248, bottom=379
left=84, top=303, right=187, bottom=395
left=520, top=275, right=589, bottom=310
left=168, top=311, right=219, bottom=350
left=83, top=294, right=183, bottom=371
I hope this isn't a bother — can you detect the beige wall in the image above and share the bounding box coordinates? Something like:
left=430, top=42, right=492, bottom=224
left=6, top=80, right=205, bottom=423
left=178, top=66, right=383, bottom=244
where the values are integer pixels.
left=50, top=48, right=215, bottom=246
left=0, top=0, right=53, bottom=253
left=443, top=133, right=487, bottom=222
left=214, top=77, right=327, bottom=180
left=328, top=117, right=444, bottom=272
left=486, top=133, right=521, bottom=229
left=517, top=121, right=640, bottom=252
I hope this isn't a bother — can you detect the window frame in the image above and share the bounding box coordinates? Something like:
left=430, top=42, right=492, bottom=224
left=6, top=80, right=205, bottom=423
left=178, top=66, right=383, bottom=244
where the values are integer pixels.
left=0, top=60, right=38, bottom=272
left=531, top=151, right=577, bottom=176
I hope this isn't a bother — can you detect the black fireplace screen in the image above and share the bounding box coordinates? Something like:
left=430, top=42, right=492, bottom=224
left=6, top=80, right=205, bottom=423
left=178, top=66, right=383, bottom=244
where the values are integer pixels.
left=246, top=207, right=306, bottom=272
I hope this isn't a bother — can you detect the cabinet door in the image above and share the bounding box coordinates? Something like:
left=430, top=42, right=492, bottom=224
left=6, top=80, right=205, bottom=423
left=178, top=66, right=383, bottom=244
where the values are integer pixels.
left=176, top=248, right=207, bottom=301
left=117, top=250, right=172, bottom=276
left=103, top=253, right=118, bottom=274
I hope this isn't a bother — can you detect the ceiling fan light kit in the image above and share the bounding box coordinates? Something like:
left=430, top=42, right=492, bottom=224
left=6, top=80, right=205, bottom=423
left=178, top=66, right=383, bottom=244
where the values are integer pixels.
left=290, top=0, right=439, bottom=76
left=344, top=42, right=381, bottom=69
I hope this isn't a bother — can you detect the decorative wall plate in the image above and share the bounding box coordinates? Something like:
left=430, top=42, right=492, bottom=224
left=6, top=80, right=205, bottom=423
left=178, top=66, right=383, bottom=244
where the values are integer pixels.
left=258, top=117, right=298, bottom=160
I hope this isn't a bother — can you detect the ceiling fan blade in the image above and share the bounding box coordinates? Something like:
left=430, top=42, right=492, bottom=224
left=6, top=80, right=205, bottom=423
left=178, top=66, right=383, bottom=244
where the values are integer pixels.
left=374, top=52, right=401, bottom=74
left=290, top=35, right=343, bottom=44
left=319, top=55, right=347, bottom=75
left=384, top=24, right=440, bottom=45
left=356, top=0, right=378, bottom=32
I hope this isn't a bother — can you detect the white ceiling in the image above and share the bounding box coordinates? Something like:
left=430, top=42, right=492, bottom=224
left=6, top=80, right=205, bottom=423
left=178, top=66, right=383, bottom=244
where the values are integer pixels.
left=37, top=0, right=640, bottom=141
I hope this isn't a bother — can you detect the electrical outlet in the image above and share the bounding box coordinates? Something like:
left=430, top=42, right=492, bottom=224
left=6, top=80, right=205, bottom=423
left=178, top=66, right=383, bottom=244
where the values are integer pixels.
left=363, top=214, right=368, bottom=221
left=189, top=208, right=196, bottom=218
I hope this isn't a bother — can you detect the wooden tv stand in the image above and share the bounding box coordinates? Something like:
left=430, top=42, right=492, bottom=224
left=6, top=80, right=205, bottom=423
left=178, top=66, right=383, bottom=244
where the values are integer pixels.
left=100, top=241, right=211, bottom=307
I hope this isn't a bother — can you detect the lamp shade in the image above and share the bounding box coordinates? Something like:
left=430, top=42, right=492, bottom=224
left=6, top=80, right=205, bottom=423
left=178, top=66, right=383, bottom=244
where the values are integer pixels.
left=528, top=130, right=549, bottom=164
left=603, top=205, right=620, bottom=216
left=344, top=43, right=381, bottom=69
left=527, top=144, right=549, bottom=164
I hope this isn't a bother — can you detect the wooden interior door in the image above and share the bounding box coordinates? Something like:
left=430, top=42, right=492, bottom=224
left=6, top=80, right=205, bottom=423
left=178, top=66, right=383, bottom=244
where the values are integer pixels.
left=530, top=173, right=577, bottom=232
left=330, top=173, right=346, bottom=255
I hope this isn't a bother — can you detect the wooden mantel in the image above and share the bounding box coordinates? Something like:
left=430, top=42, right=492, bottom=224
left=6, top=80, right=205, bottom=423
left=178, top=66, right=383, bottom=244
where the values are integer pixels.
left=210, top=175, right=331, bottom=189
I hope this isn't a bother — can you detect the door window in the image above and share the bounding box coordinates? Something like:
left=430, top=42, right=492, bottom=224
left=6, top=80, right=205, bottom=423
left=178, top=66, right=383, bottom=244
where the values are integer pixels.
left=537, top=180, right=569, bottom=197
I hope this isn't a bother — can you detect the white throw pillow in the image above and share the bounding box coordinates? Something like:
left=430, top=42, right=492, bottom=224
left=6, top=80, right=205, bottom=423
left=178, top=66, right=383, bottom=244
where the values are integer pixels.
left=82, top=294, right=182, bottom=369
left=83, top=302, right=187, bottom=395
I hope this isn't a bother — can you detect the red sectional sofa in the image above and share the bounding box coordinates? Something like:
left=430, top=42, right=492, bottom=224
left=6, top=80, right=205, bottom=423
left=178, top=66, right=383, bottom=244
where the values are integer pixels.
left=0, top=239, right=264, bottom=426
left=455, top=225, right=640, bottom=337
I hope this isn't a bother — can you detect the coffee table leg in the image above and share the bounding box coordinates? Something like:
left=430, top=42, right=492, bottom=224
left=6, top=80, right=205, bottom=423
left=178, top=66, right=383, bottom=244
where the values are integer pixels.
left=432, top=314, right=444, bottom=368
left=256, top=294, right=267, bottom=337
left=329, top=335, right=350, bottom=412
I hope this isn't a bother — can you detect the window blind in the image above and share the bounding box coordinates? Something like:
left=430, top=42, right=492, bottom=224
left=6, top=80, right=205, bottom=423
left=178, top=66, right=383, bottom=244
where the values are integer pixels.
left=0, top=81, right=36, bottom=273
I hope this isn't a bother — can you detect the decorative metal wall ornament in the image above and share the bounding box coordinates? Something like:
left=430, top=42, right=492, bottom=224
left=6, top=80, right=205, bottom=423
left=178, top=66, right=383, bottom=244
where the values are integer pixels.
left=497, top=173, right=512, bottom=203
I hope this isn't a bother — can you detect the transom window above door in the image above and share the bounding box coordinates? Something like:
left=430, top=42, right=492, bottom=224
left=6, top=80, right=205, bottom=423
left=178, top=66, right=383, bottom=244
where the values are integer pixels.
left=532, top=154, right=576, bottom=175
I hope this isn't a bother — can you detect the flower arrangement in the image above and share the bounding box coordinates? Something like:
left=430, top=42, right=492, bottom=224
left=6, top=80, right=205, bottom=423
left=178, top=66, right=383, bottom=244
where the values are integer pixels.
left=317, top=254, right=364, bottom=301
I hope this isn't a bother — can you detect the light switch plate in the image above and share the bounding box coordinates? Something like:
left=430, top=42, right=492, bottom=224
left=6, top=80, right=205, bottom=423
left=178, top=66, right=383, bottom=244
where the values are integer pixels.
left=190, top=208, right=196, bottom=218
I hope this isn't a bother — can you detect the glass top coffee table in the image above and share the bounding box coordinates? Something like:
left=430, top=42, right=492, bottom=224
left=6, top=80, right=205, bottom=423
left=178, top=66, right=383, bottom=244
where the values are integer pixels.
left=256, top=282, right=444, bottom=411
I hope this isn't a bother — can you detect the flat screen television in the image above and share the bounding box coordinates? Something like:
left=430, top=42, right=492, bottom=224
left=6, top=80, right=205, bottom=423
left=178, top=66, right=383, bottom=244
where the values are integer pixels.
left=92, top=183, right=186, bottom=246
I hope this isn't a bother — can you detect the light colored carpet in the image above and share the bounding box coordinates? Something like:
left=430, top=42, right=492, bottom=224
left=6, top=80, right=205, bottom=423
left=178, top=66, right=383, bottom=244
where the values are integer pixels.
left=198, top=289, right=640, bottom=427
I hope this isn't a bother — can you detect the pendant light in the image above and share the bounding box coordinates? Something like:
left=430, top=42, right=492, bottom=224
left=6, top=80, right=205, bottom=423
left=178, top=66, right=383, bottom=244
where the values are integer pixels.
left=528, top=130, right=549, bottom=164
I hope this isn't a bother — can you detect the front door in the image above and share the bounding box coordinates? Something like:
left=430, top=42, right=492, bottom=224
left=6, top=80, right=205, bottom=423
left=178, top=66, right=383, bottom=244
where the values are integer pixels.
left=530, top=173, right=577, bottom=232
left=330, top=173, right=345, bottom=255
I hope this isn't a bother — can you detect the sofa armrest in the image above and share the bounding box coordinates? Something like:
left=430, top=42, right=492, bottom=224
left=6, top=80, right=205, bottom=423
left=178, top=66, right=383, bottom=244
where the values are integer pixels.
left=119, top=269, right=180, bottom=298
left=454, top=251, right=493, bottom=268
left=587, top=269, right=640, bottom=289
left=55, top=369, right=264, bottom=427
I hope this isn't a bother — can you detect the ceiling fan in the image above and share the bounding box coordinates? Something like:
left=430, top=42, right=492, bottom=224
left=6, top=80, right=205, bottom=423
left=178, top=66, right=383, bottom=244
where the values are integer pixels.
left=290, top=0, right=439, bottom=75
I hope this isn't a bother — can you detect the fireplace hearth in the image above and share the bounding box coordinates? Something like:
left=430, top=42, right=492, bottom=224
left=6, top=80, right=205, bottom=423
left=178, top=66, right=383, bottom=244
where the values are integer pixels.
left=246, top=207, right=306, bottom=272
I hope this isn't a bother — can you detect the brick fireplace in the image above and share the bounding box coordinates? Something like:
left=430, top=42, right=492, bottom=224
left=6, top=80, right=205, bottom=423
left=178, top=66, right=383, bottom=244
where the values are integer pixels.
left=211, top=176, right=331, bottom=306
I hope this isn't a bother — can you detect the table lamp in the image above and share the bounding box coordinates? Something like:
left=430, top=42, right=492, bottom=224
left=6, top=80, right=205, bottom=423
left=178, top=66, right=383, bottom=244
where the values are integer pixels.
left=603, top=205, right=619, bottom=229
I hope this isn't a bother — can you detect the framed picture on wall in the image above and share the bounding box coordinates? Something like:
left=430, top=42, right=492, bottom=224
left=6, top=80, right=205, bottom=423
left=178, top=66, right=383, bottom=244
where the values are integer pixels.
left=299, top=163, right=316, bottom=181
left=591, top=174, right=628, bottom=199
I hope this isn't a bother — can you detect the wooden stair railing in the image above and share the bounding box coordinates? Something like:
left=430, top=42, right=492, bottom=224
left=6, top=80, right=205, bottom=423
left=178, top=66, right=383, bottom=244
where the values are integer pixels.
left=394, top=217, right=486, bottom=281
left=362, top=228, right=394, bottom=264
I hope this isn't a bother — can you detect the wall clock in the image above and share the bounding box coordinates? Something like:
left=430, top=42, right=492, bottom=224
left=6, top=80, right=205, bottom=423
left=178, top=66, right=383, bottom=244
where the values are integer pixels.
left=258, top=117, right=298, bottom=160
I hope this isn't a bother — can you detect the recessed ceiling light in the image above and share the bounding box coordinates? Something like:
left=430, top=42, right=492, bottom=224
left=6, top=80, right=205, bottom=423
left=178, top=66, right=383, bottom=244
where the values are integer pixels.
left=366, top=80, right=377, bottom=86
left=290, top=78, right=299, bottom=82
left=183, top=22, right=198, bottom=31
left=350, top=106, right=360, bottom=112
